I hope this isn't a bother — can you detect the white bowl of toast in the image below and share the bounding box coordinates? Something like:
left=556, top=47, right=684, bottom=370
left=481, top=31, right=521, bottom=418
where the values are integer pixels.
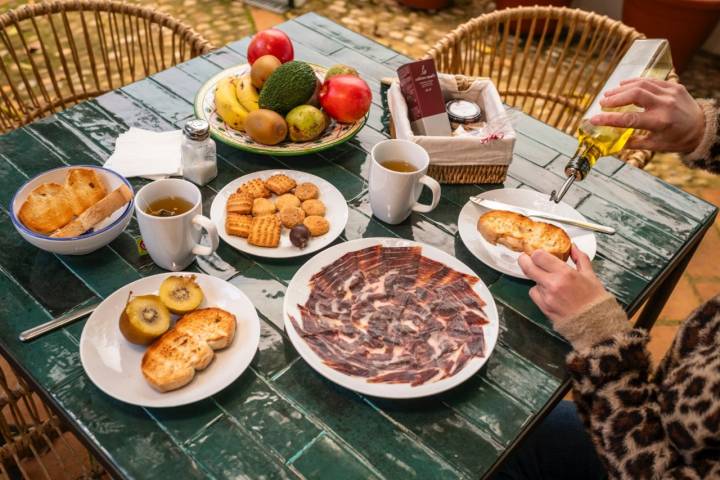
left=10, top=165, right=134, bottom=255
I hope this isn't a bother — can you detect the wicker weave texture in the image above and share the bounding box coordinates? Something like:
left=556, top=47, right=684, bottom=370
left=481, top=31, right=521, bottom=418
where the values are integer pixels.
left=424, top=6, right=679, bottom=169
left=0, top=0, right=214, bottom=133
left=0, top=360, right=103, bottom=479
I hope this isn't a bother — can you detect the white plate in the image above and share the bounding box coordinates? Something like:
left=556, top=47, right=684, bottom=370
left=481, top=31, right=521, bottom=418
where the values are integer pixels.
left=458, top=188, right=597, bottom=279
left=79, top=273, right=261, bottom=408
left=283, top=237, right=499, bottom=399
left=210, top=169, right=349, bottom=259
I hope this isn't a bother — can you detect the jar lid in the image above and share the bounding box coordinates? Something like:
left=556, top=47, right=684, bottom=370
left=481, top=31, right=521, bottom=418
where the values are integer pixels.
left=446, top=99, right=482, bottom=123
left=183, top=119, right=210, bottom=140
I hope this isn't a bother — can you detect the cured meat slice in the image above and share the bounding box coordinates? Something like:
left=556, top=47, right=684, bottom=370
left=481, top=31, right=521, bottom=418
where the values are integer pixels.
left=292, top=245, right=490, bottom=387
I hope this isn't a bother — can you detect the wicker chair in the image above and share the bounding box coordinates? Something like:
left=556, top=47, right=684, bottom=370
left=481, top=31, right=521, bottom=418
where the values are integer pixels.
left=0, top=0, right=214, bottom=133
left=424, top=6, right=679, bottom=168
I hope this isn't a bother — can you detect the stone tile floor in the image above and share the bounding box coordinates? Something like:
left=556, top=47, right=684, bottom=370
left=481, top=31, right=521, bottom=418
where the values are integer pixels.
left=0, top=0, right=718, bottom=477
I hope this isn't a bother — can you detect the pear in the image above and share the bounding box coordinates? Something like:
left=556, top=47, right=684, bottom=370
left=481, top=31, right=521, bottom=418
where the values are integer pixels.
left=325, top=64, right=358, bottom=81
left=159, top=275, right=204, bottom=314
left=119, top=294, right=171, bottom=345
left=286, top=105, right=328, bottom=142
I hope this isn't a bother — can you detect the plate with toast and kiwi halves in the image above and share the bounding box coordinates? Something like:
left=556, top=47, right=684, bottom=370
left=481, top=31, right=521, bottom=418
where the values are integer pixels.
left=79, top=273, right=260, bottom=408
left=457, top=188, right=597, bottom=280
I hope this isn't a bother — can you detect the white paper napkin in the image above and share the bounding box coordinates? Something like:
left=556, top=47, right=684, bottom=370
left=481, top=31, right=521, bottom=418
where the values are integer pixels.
left=104, top=128, right=183, bottom=179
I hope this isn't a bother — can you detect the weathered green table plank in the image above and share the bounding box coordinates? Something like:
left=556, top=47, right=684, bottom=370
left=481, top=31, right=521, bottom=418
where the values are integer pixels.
left=0, top=13, right=716, bottom=480
left=54, top=375, right=210, bottom=480
left=513, top=132, right=561, bottom=167
left=548, top=155, right=701, bottom=237
left=0, top=211, right=98, bottom=316
left=274, top=20, right=345, bottom=57
left=613, top=163, right=716, bottom=221
left=0, top=273, right=84, bottom=387
left=273, top=361, right=462, bottom=479
left=294, top=13, right=398, bottom=64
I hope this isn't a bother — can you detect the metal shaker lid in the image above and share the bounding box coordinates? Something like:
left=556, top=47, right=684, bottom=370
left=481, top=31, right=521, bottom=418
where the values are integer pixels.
left=183, top=119, right=210, bottom=140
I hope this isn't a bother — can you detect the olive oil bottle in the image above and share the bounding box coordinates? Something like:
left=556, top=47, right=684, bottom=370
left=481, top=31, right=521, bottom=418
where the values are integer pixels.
left=550, top=39, right=674, bottom=202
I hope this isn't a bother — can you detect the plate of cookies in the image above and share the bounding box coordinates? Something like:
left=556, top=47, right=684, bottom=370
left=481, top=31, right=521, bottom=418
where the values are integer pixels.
left=209, top=170, right=348, bottom=258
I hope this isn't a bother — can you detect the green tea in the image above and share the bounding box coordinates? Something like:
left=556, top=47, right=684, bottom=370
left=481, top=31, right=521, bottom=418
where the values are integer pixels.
left=145, top=196, right=193, bottom=217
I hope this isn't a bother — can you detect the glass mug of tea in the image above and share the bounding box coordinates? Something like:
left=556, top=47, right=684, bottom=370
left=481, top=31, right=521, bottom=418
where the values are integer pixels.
left=135, top=178, right=219, bottom=271
left=369, top=139, right=441, bottom=224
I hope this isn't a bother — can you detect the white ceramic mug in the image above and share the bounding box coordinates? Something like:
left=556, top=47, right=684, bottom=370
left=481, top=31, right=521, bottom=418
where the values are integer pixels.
left=135, top=178, right=219, bottom=271
left=369, top=139, right=441, bottom=224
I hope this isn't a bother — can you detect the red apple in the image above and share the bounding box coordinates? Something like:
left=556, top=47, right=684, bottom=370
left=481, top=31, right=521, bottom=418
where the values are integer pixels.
left=319, top=75, right=372, bottom=123
left=247, top=29, right=294, bottom=65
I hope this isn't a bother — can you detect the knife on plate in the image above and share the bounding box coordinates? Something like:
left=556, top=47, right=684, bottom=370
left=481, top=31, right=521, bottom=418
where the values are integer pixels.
left=470, top=197, right=616, bottom=235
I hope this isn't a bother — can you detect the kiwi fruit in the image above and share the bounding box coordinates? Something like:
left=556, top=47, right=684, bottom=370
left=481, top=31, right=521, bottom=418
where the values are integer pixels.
left=159, top=275, right=204, bottom=314
left=251, top=55, right=281, bottom=89
left=245, top=109, right=288, bottom=146
left=119, top=294, right=171, bottom=345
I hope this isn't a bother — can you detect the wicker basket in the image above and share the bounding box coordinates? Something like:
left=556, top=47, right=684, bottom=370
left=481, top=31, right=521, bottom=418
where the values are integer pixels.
left=423, top=6, right=679, bottom=169
left=388, top=74, right=513, bottom=184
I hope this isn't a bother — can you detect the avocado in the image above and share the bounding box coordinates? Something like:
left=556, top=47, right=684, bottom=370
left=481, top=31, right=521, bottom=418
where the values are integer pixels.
left=259, top=61, right=317, bottom=115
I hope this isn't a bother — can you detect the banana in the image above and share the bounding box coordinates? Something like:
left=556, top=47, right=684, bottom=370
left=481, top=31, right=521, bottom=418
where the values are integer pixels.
left=214, top=76, right=249, bottom=131
left=235, top=75, right=260, bottom=112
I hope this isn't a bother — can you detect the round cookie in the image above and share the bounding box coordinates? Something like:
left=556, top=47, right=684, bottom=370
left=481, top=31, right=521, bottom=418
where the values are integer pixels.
left=294, top=182, right=319, bottom=201
left=275, top=193, right=301, bottom=211
left=303, top=215, right=329, bottom=236
left=279, top=206, right=305, bottom=229
left=252, top=197, right=276, bottom=217
left=302, top=199, right=326, bottom=217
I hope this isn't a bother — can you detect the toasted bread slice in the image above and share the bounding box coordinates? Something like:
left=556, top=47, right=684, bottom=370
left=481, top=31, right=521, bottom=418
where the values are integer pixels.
left=141, top=307, right=236, bottom=392
left=65, top=168, right=107, bottom=215
left=51, top=184, right=133, bottom=238
left=174, top=308, right=236, bottom=350
left=141, top=329, right=214, bottom=392
left=477, top=210, right=571, bottom=261
left=18, top=183, right=75, bottom=234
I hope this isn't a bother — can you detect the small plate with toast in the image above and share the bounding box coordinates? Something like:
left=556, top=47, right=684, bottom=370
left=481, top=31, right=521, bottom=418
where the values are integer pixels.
left=210, top=169, right=348, bottom=259
left=458, top=188, right=597, bottom=279
left=79, top=273, right=261, bottom=408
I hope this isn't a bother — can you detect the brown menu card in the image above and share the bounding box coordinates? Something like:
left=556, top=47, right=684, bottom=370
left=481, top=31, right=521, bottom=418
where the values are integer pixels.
left=397, top=59, right=452, bottom=136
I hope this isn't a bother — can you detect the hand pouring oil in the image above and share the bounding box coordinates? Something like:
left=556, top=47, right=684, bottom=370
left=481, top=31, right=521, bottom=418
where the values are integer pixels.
left=550, top=39, right=673, bottom=202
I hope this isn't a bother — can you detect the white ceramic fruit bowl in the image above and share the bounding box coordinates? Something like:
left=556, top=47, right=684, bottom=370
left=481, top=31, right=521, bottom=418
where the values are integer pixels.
left=10, top=165, right=134, bottom=255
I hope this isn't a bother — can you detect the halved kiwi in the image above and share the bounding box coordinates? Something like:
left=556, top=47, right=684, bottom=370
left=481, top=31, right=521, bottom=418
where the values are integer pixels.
left=119, top=294, right=171, bottom=345
left=158, top=275, right=204, bottom=314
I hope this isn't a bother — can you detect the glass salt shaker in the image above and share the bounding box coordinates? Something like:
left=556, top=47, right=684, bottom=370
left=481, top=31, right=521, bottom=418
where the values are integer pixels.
left=181, top=119, right=217, bottom=186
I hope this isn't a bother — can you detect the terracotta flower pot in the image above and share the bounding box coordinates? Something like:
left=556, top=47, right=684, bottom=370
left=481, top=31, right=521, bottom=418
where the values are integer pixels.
left=623, top=0, right=720, bottom=72
left=398, top=0, right=451, bottom=9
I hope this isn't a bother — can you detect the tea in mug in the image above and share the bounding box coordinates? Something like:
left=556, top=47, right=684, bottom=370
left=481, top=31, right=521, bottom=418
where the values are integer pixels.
left=380, top=160, right=417, bottom=173
left=145, top=196, right=193, bottom=217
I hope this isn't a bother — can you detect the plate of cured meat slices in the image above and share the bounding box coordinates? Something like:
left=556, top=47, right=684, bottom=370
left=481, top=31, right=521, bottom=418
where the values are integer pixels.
left=284, top=237, right=499, bottom=399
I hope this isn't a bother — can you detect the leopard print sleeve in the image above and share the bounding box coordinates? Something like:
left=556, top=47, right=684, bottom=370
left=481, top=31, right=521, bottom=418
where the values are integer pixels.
left=567, top=294, right=720, bottom=479
left=567, top=329, right=675, bottom=478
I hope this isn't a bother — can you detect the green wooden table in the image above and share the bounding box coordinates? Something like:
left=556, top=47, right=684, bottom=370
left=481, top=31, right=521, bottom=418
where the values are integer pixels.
left=0, top=14, right=716, bottom=479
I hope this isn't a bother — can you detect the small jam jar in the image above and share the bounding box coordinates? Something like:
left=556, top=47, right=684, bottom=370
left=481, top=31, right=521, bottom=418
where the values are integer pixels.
left=446, top=99, right=483, bottom=124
